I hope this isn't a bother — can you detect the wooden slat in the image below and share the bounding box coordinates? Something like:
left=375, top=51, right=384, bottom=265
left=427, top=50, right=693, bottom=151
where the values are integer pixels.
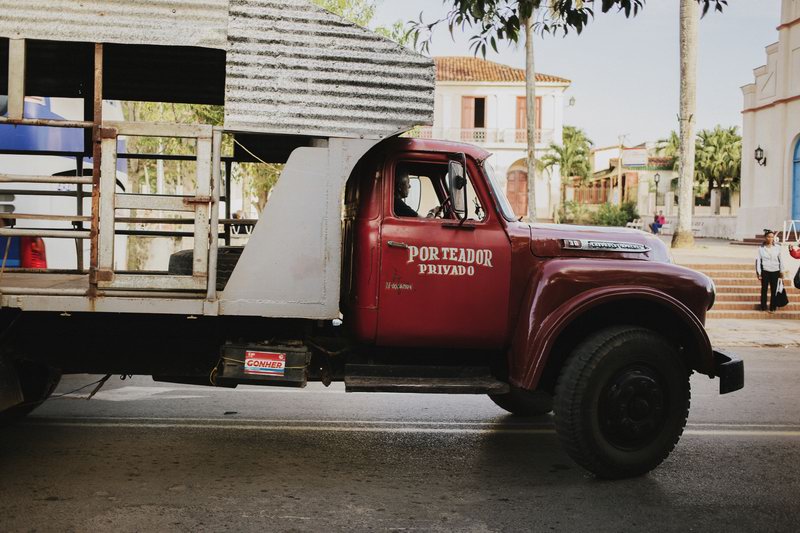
left=99, top=273, right=206, bottom=291
left=0, top=229, right=90, bottom=239
left=98, top=137, right=117, bottom=271
left=0, top=117, right=93, bottom=128
left=114, top=194, right=198, bottom=212
left=207, top=128, right=223, bottom=301
left=0, top=175, right=93, bottom=184
left=7, top=39, right=25, bottom=120
left=0, top=213, right=91, bottom=222
left=192, top=137, right=212, bottom=278
left=105, top=121, right=212, bottom=139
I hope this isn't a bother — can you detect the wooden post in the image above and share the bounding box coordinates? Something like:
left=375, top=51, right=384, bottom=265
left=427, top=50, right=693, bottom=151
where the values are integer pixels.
left=7, top=39, right=25, bottom=120
left=89, top=43, right=103, bottom=292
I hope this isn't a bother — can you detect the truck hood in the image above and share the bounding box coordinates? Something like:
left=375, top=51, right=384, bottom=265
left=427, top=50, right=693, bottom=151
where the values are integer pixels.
left=528, top=223, right=671, bottom=262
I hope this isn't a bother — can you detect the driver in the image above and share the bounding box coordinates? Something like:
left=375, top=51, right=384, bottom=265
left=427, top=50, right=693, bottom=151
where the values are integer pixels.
left=394, top=169, right=443, bottom=218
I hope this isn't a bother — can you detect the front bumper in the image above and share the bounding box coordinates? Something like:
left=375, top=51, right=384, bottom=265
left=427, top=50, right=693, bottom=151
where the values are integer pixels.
left=713, top=349, right=744, bottom=394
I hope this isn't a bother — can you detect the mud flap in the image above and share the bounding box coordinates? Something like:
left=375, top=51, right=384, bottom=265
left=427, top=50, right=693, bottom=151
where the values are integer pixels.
left=0, top=358, right=24, bottom=412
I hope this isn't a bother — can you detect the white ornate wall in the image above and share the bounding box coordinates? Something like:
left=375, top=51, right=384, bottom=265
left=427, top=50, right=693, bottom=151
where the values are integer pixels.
left=738, top=0, right=800, bottom=239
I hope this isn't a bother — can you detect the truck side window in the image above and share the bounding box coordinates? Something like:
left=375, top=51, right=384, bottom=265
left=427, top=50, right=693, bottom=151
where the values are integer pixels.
left=394, top=163, right=444, bottom=218
left=464, top=175, right=486, bottom=221
left=445, top=167, right=486, bottom=222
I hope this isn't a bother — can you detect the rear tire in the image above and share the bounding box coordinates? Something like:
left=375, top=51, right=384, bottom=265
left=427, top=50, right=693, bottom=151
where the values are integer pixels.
left=168, top=247, right=244, bottom=291
left=0, top=360, right=61, bottom=426
left=489, top=387, right=553, bottom=416
left=554, top=326, right=690, bottom=479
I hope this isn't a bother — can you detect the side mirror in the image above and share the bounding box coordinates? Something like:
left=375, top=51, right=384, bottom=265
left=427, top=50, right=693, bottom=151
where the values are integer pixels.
left=448, top=159, right=467, bottom=221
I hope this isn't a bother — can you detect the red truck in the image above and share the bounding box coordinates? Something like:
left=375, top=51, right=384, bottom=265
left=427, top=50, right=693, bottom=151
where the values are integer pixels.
left=0, top=134, right=743, bottom=480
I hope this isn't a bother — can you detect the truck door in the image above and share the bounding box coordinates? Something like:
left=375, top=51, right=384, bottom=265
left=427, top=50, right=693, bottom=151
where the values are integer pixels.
left=376, top=155, right=511, bottom=349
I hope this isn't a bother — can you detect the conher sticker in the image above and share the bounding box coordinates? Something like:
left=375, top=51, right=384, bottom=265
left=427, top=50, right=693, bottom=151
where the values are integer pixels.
left=406, top=246, right=493, bottom=276
left=244, top=351, right=286, bottom=376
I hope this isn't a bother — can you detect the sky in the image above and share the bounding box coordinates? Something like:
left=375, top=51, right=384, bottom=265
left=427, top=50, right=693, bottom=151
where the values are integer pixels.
left=371, top=0, right=782, bottom=148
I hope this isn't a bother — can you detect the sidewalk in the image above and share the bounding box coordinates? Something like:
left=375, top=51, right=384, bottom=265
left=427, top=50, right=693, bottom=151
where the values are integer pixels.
left=662, top=236, right=757, bottom=266
left=658, top=237, right=800, bottom=345
left=706, top=318, right=800, bottom=348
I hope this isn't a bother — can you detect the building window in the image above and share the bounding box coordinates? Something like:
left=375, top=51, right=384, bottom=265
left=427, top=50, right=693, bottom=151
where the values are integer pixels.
left=461, top=96, right=486, bottom=129
left=516, top=96, right=542, bottom=142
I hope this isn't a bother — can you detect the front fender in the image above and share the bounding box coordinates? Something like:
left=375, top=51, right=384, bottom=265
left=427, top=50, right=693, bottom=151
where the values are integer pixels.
left=507, top=259, right=714, bottom=391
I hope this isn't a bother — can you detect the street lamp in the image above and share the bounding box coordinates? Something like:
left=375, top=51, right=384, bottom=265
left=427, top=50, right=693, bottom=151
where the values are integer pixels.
left=568, top=96, right=576, bottom=107
left=754, top=146, right=767, bottom=166
left=653, top=173, right=661, bottom=187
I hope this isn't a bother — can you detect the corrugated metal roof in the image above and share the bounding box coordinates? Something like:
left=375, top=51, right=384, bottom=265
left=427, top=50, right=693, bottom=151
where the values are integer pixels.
left=0, top=0, right=229, bottom=49
left=223, top=0, right=434, bottom=138
left=0, top=0, right=435, bottom=139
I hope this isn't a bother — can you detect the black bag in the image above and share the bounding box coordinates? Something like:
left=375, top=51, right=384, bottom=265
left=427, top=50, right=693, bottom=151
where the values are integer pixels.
left=775, top=279, right=789, bottom=308
left=794, top=267, right=800, bottom=290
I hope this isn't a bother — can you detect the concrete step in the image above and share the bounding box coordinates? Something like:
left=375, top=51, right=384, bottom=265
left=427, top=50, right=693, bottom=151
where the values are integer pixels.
left=707, top=310, right=800, bottom=319
left=701, top=270, right=756, bottom=279
left=716, top=293, right=769, bottom=302
left=713, top=302, right=800, bottom=311
left=684, top=263, right=752, bottom=271
left=711, top=278, right=800, bottom=288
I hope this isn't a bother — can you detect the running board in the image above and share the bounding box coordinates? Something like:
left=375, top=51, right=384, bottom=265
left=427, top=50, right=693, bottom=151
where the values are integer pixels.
left=344, top=365, right=509, bottom=394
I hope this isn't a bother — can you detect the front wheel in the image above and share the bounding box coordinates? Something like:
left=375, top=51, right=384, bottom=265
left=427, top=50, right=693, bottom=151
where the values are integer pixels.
left=554, top=326, right=690, bottom=479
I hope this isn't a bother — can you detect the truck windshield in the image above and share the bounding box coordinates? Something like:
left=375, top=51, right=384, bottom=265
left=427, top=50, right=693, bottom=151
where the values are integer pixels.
left=482, top=156, right=517, bottom=221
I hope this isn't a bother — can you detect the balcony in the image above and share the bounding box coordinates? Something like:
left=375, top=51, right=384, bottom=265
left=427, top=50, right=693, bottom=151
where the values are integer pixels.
left=416, top=127, right=554, bottom=146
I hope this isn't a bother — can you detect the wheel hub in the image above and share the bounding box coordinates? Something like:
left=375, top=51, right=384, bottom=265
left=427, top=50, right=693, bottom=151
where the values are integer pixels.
left=600, top=367, right=666, bottom=449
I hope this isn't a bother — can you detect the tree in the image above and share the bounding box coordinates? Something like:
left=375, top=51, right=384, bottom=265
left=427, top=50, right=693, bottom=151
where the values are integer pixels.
left=539, top=126, right=593, bottom=202
left=656, top=131, right=681, bottom=164
left=524, top=14, right=537, bottom=221
left=411, top=0, right=726, bottom=226
left=694, top=126, right=741, bottom=214
left=672, top=0, right=699, bottom=248
left=410, top=1, right=727, bottom=56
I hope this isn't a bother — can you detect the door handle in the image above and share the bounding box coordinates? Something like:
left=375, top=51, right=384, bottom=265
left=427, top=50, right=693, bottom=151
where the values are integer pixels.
left=387, top=240, right=409, bottom=249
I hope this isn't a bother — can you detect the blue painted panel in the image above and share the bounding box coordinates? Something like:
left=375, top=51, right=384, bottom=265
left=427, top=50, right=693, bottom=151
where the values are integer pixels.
left=0, top=98, right=127, bottom=172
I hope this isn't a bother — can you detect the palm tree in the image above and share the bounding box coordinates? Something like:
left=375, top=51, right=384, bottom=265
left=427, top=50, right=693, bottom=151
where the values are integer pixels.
left=656, top=131, right=681, bottom=165
left=673, top=0, right=699, bottom=248
left=524, top=14, right=538, bottom=222
left=539, top=126, right=593, bottom=202
left=695, top=125, right=741, bottom=213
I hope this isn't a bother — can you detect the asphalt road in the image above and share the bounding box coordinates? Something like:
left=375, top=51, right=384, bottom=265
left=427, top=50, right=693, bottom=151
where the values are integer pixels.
left=1, top=347, right=799, bottom=532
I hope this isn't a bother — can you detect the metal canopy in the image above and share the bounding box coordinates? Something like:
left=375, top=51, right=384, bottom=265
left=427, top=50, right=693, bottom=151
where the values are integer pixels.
left=0, top=0, right=435, bottom=139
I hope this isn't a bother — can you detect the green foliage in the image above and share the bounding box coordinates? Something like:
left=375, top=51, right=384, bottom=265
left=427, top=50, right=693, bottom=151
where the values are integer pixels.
left=410, top=0, right=727, bottom=57
left=590, top=200, right=638, bottom=227
left=619, top=200, right=639, bottom=223
left=558, top=200, right=592, bottom=225
left=311, top=0, right=377, bottom=28
left=312, top=0, right=412, bottom=46
left=695, top=125, right=741, bottom=191
left=658, top=126, right=741, bottom=193
left=539, top=125, right=593, bottom=184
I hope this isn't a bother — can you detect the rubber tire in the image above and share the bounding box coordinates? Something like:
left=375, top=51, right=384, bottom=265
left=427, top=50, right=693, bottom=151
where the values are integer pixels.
left=168, top=247, right=244, bottom=291
left=0, top=360, right=61, bottom=426
left=554, top=326, right=690, bottom=479
left=489, top=387, right=553, bottom=416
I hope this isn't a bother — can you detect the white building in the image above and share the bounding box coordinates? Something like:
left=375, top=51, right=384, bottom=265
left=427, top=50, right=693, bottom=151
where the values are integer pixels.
left=419, top=56, right=571, bottom=218
left=739, top=0, right=800, bottom=240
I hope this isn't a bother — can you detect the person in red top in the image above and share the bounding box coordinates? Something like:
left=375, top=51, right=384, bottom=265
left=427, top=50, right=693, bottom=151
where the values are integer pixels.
left=790, top=243, right=800, bottom=259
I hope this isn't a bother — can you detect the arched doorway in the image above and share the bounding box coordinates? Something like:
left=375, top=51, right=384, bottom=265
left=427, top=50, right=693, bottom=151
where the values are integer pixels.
left=506, top=158, right=529, bottom=216
left=793, top=137, right=800, bottom=220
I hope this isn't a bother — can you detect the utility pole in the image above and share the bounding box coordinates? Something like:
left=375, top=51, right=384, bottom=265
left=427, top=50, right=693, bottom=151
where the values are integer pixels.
left=524, top=14, right=537, bottom=222
left=616, top=134, right=627, bottom=206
